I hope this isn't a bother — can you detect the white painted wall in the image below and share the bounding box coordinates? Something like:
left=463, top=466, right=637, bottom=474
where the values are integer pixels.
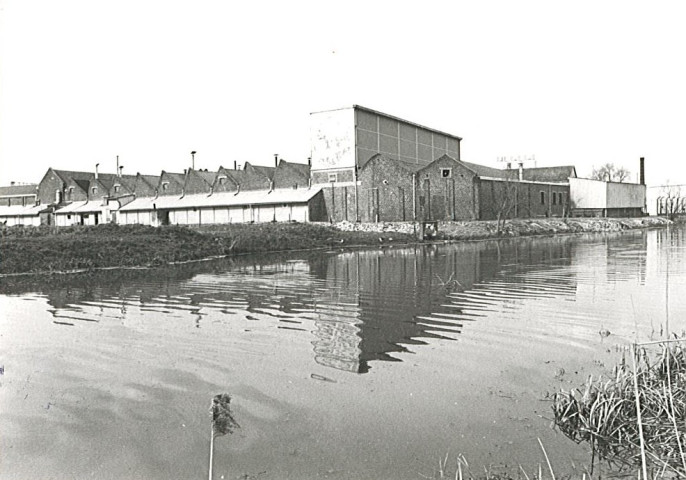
left=606, top=182, right=645, bottom=209
left=310, top=107, right=356, bottom=171
left=569, top=178, right=607, bottom=208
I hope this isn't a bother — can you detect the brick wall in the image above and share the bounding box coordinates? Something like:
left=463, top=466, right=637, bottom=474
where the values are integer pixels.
left=416, top=156, right=478, bottom=221
left=311, top=168, right=355, bottom=185
left=477, top=179, right=570, bottom=220
left=357, top=155, right=415, bottom=222
left=321, top=185, right=358, bottom=222
left=38, top=169, right=67, bottom=205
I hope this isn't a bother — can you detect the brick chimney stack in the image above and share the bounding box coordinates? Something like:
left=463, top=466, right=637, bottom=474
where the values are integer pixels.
left=639, top=157, right=645, bottom=185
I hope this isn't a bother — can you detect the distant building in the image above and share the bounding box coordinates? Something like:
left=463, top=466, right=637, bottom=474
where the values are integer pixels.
left=0, top=183, right=49, bottom=226
left=569, top=177, right=646, bottom=217
left=0, top=183, right=38, bottom=207
left=311, top=105, right=578, bottom=222
left=5, top=106, right=650, bottom=227
left=309, top=105, right=462, bottom=186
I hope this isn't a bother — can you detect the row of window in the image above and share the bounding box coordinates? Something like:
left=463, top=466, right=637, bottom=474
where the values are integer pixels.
left=541, top=191, right=566, bottom=206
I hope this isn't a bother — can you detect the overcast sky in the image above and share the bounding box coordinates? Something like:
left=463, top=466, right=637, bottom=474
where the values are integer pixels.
left=1, top=0, right=684, bottom=186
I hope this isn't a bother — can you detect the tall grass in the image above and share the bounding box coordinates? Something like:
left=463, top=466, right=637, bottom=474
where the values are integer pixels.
left=552, top=341, right=686, bottom=477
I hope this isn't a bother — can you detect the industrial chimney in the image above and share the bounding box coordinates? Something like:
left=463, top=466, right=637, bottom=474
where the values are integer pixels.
left=274, top=153, right=279, bottom=168
left=95, top=163, right=99, bottom=180
left=640, top=157, right=645, bottom=185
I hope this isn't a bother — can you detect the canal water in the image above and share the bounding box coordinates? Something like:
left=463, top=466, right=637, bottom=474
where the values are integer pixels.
left=1, top=226, right=685, bottom=480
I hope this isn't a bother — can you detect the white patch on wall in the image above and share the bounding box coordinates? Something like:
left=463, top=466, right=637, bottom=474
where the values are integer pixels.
left=310, top=108, right=355, bottom=171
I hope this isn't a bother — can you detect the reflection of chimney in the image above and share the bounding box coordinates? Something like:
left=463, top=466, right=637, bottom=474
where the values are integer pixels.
left=640, top=157, right=645, bottom=185
left=95, top=163, right=99, bottom=179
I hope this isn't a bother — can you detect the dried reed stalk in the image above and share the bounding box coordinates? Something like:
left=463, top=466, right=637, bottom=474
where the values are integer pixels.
left=552, top=341, right=686, bottom=477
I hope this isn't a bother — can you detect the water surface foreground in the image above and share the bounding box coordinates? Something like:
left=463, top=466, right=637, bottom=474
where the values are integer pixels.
left=2, top=226, right=685, bottom=479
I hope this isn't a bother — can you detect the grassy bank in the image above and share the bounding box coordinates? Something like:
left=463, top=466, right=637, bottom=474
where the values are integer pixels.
left=0, top=223, right=415, bottom=275
left=0, top=216, right=672, bottom=275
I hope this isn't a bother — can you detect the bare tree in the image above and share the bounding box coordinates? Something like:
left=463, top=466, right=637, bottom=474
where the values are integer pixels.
left=493, top=179, right=520, bottom=234
left=658, top=184, right=684, bottom=219
left=590, top=163, right=632, bottom=183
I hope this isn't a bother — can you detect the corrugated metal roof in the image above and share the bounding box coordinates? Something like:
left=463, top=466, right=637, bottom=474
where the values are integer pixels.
left=55, top=201, right=104, bottom=214
left=120, top=187, right=323, bottom=212
left=0, top=204, right=49, bottom=217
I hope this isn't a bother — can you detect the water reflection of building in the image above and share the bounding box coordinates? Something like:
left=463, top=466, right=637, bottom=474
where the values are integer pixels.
left=4, top=238, right=581, bottom=374
left=307, top=237, right=577, bottom=373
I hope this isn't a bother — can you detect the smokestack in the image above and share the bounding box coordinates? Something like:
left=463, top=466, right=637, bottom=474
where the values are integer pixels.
left=640, top=157, right=645, bottom=185
left=95, top=163, right=99, bottom=179
left=274, top=153, right=278, bottom=168
left=234, top=160, right=237, bottom=170
left=119, top=165, right=124, bottom=177
left=116, top=155, right=119, bottom=175
left=518, top=162, right=523, bottom=181
left=308, top=157, right=311, bottom=167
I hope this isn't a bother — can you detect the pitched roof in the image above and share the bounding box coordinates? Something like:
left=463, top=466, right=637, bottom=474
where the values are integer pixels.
left=193, top=170, right=218, bottom=185
left=520, top=166, right=577, bottom=182
left=364, top=154, right=425, bottom=174
left=458, top=159, right=511, bottom=179
left=0, top=184, right=38, bottom=197
left=55, top=200, right=103, bottom=214
left=0, top=204, right=49, bottom=217
left=277, top=160, right=310, bottom=177
left=120, top=187, right=323, bottom=211
left=159, top=172, right=186, bottom=188
left=246, top=163, right=276, bottom=179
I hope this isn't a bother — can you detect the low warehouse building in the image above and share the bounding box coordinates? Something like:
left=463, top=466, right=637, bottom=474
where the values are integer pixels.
left=569, top=177, right=646, bottom=217
left=54, top=200, right=108, bottom=226
left=0, top=204, right=49, bottom=226
left=118, top=188, right=326, bottom=226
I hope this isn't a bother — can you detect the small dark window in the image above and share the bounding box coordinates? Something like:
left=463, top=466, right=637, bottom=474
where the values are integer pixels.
left=540, top=191, right=546, bottom=205
left=328, top=173, right=338, bottom=183
left=552, top=192, right=557, bottom=205
left=162, top=182, right=169, bottom=191
left=219, top=176, right=227, bottom=185
left=441, top=168, right=452, bottom=178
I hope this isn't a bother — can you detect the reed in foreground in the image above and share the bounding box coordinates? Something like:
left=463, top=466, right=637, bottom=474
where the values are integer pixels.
left=552, top=341, right=686, bottom=477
